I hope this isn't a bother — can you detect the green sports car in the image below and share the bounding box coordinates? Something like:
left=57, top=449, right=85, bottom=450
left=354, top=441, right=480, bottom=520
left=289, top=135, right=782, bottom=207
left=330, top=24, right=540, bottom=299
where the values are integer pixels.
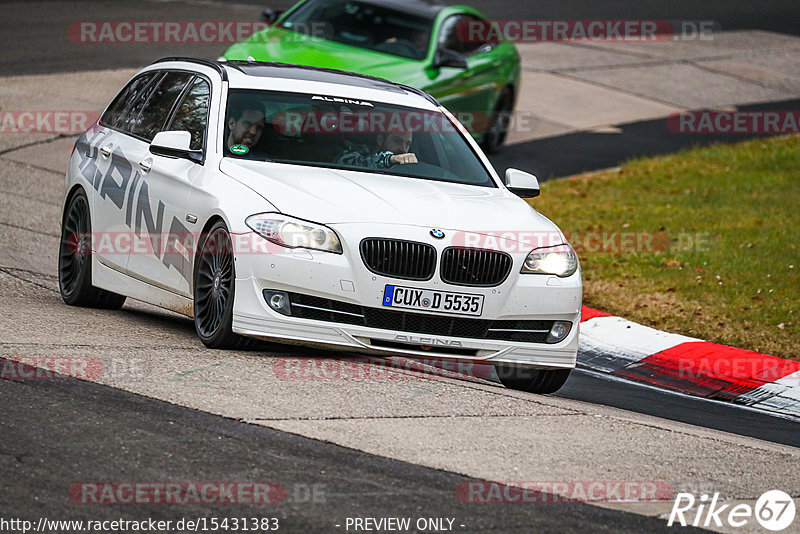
left=221, top=0, right=521, bottom=152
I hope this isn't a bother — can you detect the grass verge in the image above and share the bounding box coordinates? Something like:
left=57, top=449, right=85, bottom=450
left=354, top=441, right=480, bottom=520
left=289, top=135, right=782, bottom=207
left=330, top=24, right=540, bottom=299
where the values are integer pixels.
left=531, top=135, right=799, bottom=360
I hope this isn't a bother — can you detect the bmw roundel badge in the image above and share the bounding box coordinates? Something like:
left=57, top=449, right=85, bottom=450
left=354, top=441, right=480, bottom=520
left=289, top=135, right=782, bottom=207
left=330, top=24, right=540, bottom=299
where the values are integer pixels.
left=430, top=228, right=445, bottom=239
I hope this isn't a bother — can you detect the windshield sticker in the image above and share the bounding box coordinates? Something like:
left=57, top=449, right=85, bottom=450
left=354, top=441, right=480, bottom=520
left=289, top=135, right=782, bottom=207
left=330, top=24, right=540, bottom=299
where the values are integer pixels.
left=311, top=95, right=374, bottom=107
left=230, top=144, right=249, bottom=155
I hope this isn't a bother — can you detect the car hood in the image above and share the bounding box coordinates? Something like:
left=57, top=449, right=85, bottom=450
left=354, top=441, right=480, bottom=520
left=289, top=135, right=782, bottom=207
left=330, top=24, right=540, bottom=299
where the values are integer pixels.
left=223, top=29, right=431, bottom=88
left=220, top=159, right=562, bottom=240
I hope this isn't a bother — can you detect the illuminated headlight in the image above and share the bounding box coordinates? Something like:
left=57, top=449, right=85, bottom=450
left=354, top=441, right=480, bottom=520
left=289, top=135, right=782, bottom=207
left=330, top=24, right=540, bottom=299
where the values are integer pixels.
left=521, top=244, right=578, bottom=277
left=245, top=213, right=342, bottom=254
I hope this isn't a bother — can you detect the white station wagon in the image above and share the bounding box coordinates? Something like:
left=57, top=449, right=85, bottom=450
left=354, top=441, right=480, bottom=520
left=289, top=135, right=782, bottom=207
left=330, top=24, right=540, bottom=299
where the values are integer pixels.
left=59, top=57, right=582, bottom=393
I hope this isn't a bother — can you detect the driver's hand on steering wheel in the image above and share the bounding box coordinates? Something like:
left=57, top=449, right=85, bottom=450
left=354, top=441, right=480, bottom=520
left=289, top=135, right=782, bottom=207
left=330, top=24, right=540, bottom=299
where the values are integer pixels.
left=389, top=153, right=418, bottom=165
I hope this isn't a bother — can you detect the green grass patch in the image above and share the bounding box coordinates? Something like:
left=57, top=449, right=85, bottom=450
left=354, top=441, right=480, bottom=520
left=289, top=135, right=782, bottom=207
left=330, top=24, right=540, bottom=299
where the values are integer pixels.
left=531, top=135, right=799, bottom=360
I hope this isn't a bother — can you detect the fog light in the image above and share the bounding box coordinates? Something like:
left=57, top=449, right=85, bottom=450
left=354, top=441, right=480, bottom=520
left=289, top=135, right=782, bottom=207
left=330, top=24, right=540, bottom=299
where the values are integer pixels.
left=263, top=290, right=292, bottom=316
left=546, top=321, right=572, bottom=343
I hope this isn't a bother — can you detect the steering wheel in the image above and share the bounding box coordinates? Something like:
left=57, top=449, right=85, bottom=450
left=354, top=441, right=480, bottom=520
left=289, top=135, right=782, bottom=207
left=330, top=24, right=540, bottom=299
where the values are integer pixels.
left=389, top=160, right=417, bottom=168
left=388, top=161, right=463, bottom=183
left=388, top=161, right=435, bottom=173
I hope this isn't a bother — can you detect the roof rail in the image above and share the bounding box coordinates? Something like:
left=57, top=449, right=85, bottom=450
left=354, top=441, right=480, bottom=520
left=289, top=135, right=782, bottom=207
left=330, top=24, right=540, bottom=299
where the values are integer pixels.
left=393, top=81, right=440, bottom=107
left=152, top=57, right=228, bottom=81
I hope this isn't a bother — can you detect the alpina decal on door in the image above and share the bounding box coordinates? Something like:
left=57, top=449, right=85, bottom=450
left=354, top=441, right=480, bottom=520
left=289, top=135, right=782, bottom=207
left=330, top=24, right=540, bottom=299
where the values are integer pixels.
left=76, top=130, right=195, bottom=284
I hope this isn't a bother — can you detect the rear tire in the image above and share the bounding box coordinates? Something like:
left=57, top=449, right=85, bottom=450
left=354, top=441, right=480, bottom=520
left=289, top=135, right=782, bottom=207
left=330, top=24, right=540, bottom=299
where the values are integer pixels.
left=58, top=189, right=126, bottom=309
left=481, top=88, right=514, bottom=154
left=494, top=365, right=571, bottom=394
left=193, top=221, right=254, bottom=350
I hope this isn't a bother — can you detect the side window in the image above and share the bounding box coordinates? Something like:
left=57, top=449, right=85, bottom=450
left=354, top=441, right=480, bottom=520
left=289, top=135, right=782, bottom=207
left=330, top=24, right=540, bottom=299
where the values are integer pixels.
left=131, top=72, right=194, bottom=141
left=439, top=15, right=492, bottom=56
left=115, top=72, right=165, bottom=135
left=101, top=72, right=158, bottom=129
left=167, top=78, right=211, bottom=151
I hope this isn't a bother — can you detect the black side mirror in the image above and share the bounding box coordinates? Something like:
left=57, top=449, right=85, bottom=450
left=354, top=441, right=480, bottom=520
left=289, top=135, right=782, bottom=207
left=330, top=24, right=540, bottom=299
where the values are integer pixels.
left=261, top=9, right=284, bottom=24
left=432, top=48, right=468, bottom=69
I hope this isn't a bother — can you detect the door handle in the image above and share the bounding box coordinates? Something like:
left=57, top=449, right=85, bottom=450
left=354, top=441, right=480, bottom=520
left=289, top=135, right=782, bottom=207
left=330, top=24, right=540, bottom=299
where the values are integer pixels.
left=99, top=144, right=113, bottom=158
left=138, top=159, right=152, bottom=173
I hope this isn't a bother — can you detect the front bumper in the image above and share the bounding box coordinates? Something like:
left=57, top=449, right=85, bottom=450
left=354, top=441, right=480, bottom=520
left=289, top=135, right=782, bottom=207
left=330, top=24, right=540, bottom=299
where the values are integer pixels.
left=231, top=227, right=581, bottom=368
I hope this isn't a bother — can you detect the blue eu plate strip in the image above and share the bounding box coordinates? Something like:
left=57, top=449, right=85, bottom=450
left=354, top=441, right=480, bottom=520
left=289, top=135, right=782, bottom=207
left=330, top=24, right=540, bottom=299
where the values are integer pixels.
left=383, top=285, right=395, bottom=306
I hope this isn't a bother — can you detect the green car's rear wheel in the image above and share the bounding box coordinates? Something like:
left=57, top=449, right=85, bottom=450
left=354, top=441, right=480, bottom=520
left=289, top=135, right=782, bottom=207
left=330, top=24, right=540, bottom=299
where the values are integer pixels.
left=482, top=88, right=514, bottom=154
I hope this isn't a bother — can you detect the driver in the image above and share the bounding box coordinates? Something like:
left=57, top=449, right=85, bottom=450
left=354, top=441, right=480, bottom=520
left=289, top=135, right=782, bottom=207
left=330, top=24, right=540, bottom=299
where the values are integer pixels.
left=335, top=131, right=417, bottom=169
left=379, top=30, right=430, bottom=60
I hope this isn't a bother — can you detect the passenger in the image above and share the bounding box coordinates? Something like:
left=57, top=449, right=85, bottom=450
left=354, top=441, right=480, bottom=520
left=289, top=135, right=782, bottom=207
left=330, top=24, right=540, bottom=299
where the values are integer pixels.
left=226, top=100, right=265, bottom=153
left=335, top=131, right=417, bottom=169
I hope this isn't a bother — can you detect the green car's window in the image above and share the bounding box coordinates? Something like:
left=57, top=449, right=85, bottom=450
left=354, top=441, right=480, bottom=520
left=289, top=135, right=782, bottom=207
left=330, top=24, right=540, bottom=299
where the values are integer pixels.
left=439, top=14, right=496, bottom=56
left=224, top=89, right=495, bottom=188
left=280, top=0, right=433, bottom=60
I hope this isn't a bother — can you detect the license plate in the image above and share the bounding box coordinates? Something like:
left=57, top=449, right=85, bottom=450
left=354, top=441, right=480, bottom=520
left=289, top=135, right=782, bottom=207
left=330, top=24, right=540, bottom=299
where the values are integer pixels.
left=382, top=285, right=484, bottom=316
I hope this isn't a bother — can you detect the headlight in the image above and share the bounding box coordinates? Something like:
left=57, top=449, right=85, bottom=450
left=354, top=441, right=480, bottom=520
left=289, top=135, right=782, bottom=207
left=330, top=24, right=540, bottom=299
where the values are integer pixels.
left=245, top=213, right=342, bottom=254
left=521, top=244, right=578, bottom=277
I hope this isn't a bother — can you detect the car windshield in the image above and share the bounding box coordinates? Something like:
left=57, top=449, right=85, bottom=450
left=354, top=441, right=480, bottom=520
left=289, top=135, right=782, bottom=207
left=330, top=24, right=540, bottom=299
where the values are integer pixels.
left=279, top=0, right=433, bottom=60
left=224, top=89, right=496, bottom=188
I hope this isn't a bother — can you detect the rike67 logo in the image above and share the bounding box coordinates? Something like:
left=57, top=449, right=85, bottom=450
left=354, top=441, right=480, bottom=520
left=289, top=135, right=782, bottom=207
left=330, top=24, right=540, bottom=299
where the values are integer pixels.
left=668, top=490, right=796, bottom=531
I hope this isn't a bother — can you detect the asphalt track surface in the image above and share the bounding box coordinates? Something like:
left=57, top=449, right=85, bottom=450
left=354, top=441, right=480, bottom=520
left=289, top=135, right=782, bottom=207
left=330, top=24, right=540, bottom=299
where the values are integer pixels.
left=0, top=363, right=705, bottom=533
left=1, top=0, right=799, bottom=531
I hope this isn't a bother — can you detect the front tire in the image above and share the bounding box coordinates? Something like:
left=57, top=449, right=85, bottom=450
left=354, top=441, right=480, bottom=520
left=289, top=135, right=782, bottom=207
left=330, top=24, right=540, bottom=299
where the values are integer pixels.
left=193, top=221, right=252, bottom=349
left=494, top=365, right=571, bottom=394
left=58, top=189, right=126, bottom=309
